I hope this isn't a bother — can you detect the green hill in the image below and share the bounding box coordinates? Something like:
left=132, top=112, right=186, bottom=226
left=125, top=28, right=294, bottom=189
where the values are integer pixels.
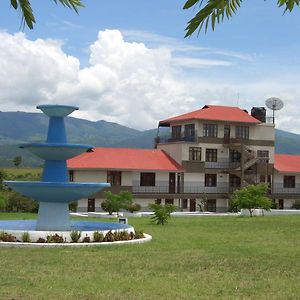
left=0, top=111, right=299, bottom=166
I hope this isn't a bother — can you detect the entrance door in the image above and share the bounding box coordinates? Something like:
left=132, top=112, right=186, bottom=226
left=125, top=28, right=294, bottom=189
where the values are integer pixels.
left=190, top=199, right=196, bottom=212
left=88, top=198, right=95, bottom=212
left=278, top=199, right=284, bottom=210
left=207, top=199, right=217, bottom=212
left=169, top=173, right=176, bottom=193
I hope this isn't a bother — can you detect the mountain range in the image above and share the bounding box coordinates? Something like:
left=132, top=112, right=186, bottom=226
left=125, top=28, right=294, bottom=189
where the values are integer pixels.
left=0, top=111, right=299, bottom=167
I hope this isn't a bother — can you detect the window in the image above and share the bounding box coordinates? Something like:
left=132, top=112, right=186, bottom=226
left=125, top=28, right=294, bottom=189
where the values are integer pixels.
left=165, top=199, right=174, bottom=205
left=69, top=170, right=74, bottom=182
left=284, top=176, right=295, bottom=188
left=184, top=124, right=195, bottom=138
left=171, top=125, right=181, bottom=139
left=205, top=174, right=217, bottom=187
left=107, top=171, right=122, bottom=186
left=140, top=172, right=155, bottom=186
left=189, top=147, right=201, bottom=161
left=236, top=126, right=249, bottom=139
left=229, top=174, right=241, bottom=187
left=230, top=150, right=241, bottom=163
left=257, top=150, right=269, bottom=163
left=206, top=149, right=218, bottom=162
left=259, top=175, right=266, bottom=183
left=203, top=124, right=218, bottom=137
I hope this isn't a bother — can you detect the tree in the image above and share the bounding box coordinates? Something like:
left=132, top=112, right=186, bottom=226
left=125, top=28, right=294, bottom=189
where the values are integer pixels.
left=101, top=191, right=133, bottom=215
left=10, top=0, right=84, bottom=29
left=13, top=156, right=22, bottom=168
left=149, top=203, right=177, bottom=225
left=183, top=0, right=300, bottom=37
left=231, top=184, right=273, bottom=217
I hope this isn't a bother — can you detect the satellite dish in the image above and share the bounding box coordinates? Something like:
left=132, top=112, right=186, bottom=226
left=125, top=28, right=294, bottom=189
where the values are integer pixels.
left=265, top=97, right=284, bottom=124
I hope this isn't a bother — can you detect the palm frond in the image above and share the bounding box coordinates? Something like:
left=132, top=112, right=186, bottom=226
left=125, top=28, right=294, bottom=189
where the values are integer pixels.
left=10, top=0, right=84, bottom=30
left=183, top=0, right=300, bottom=37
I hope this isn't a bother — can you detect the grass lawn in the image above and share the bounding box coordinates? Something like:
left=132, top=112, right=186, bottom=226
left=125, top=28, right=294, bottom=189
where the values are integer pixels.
left=0, top=213, right=299, bottom=299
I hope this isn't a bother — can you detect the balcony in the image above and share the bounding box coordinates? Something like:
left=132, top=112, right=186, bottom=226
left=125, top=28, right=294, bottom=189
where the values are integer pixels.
left=155, top=131, right=197, bottom=144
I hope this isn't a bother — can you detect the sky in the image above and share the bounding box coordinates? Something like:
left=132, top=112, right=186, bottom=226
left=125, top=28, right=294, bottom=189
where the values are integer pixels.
left=0, top=0, right=300, bottom=132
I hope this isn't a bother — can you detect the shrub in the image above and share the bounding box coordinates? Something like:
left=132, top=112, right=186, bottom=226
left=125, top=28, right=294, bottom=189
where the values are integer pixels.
left=103, top=230, right=115, bottom=242
left=5, top=192, right=38, bottom=213
left=134, top=230, right=145, bottom=239
left=69, top=201, right=78, bottom=212
left=21, top=232, right=31, bottom=243
left=47, top=233, right=64, bottom=243
left=292, top=200, right=300, bottom=210
left=93, top=231, right=104, bottom=242
left=36, top=237, right=46, bottom=243
left=127, top=203, right=141, bottom=213
left=70, top=231, right=81, bottom=243
left=149, top=203, right=177, bottom=225
left=102, top=191, right=133, bottom=215
left=0, top=232, right=17, bottom=242
left=82, top=235, right=90, bottom=243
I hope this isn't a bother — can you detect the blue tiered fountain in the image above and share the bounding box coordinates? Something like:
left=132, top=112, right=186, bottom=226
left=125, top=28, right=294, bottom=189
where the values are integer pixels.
left=4, top=105, right=110, bottom=231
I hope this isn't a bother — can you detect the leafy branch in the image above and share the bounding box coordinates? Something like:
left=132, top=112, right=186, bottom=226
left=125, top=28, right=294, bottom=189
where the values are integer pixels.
left=183, top=0, right=300, bottom=37
left=10, top=0, right=84, bottom=29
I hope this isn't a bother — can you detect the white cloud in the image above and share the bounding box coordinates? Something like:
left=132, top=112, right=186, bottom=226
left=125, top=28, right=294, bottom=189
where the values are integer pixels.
left=0, top=29, right=299, bottom=133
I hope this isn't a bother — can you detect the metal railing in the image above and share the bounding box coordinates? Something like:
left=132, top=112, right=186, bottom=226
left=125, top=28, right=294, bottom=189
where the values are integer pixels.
left=155, top=131, right=198, bottom=144
left=132, top=183, right=228, bottom=194
left=273, top=184, right=300, bottom=194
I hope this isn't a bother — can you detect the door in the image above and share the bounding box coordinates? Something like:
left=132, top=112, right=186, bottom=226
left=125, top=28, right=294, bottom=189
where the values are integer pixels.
left=207, top=199, right=217, bottom=212
left=169, top=173, right=176, bottom=193
left=190, top=199, right=196, bottom=212
left=88, top=198, right=95, bottom=212
left=224, top=125, right=230, bottom=144
left=278, top=199, right=284, bottom=210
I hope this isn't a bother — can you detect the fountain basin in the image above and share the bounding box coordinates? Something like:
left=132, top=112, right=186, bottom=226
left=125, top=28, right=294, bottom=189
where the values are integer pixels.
left=37, top=104, right=78, bottom=117
left=4, top=181, right=110, bottom=203
left=20, top=143, right=94, bottom=160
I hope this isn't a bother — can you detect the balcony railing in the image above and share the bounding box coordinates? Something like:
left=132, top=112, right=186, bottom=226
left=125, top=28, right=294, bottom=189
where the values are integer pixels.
left=273, top=184, right=300, bottom=194
left=155, top=131, right=197, bottom=144
left=132, top=182, right=228, bottom=194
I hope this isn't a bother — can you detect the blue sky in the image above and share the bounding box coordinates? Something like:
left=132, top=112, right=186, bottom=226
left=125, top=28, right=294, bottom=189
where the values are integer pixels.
left=0, top=0, right=300, bottom=132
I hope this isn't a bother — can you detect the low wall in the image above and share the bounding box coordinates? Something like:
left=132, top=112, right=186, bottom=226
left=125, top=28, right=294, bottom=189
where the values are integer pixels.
left=241, top=209, right=300, bottom=216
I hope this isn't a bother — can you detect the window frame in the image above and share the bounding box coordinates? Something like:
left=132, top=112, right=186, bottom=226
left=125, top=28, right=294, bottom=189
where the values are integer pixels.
left=205, top=148, right=218, bottom=162
left=203, top=124, right=218, bottom=137
left=235, top=125, right=249, bottom=139
left=189, top=147, right=202, bottom=161
left=205, top=174, right=217, bottom=187
left=283, top=176, right=295, bottom=188
left=140, top=172, right=156, bottom=187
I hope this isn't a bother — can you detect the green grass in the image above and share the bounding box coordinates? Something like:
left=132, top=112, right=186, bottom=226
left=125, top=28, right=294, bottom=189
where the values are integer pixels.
left=0, top=213, right=299, bottom=299
left=2, top=167, right=42, bottom=179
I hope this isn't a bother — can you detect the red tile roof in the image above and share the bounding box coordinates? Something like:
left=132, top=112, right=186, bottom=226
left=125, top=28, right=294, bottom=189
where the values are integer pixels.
left=275, top=154, right=300, bottom=173
left=67, top=148, right=184, bottom=171
left=159, top=105, right=261, bottom=126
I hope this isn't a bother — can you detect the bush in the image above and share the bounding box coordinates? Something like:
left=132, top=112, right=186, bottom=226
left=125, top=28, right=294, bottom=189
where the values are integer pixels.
left=134, top=230, right=144, bottom=239
left=102, top=191, right=133, bottom=215
left=70, top=231, right=81, bottom=243
left=69, top=201, right=78, bottom=212
left=149, top=203, right=177, bottom=225
left=82, top=235, right=90, bottom=243
left=36, top=237, right=46, bottom=243
left=127, top=203, right=141, bottom=213
left=47, top=234, right=64, bottom=243
left=21, top=232, right=31, bottom=242
left=93, top=231, right=104, bottom=242
left=0, top=232, right=17, bottom=242
left=5, top=192, right=38, bottom=213
left=103, top=230, right=115, bottom=242
left=292, top=200, right=300, bottom=210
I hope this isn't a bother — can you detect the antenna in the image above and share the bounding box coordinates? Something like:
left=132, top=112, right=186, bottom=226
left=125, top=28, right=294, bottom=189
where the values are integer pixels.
left=265, top=97, right=284, bottom=124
